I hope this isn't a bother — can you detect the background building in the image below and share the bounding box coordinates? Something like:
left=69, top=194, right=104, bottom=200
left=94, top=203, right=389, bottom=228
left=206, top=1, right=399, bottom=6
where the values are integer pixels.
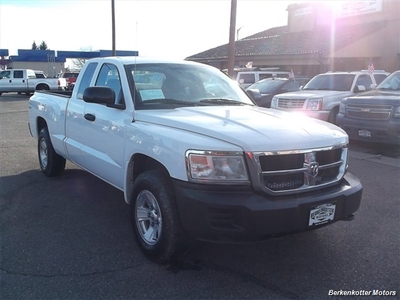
left=0, top=49, right=138, bottom=77
left=186, top=0, right=400, bottom=77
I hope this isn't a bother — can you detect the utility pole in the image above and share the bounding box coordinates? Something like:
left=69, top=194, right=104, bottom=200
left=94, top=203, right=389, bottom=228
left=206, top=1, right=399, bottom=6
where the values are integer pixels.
left=111, top=0, right=116, bottom=56
left=227, top=0, right=237, bottom=77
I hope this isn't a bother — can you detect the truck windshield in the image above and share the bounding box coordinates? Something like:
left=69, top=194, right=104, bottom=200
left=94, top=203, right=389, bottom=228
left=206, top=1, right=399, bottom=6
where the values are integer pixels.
left=376, top=72, right=400, bottom=91
left=303, top=74, right=355, bottom=91
left=126, top=63, right=255, bottom=109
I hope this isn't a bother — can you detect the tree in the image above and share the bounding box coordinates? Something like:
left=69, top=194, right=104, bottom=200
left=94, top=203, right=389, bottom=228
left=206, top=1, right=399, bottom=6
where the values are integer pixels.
left=31, top=41, right=38, bottom=50
left=39, top=41, right=48, bottom=50
left=70, top=46, right=93, bottom=70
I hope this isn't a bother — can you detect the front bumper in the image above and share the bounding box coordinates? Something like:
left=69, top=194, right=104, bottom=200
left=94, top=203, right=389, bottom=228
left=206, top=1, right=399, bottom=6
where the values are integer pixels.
left=173, top=172, right=362, bottom=242
left=337, top=113, right=400, bottom=145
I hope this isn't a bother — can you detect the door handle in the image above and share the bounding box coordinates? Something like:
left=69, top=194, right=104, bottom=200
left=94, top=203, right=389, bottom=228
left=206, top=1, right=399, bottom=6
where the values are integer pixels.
left=84, top=113, right=96, bottom=121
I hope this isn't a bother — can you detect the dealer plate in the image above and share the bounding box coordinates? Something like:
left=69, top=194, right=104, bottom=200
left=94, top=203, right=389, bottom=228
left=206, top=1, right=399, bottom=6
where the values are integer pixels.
left=309, top=203, right=336, bottom=226
left=358, top=130, right=371, bottom=137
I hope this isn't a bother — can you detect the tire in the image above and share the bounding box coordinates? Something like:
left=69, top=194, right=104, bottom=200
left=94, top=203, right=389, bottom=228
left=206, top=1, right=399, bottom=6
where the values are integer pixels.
left=38, top=127, right=66, bottom=177
left=130, top=170, right=184, bottom=264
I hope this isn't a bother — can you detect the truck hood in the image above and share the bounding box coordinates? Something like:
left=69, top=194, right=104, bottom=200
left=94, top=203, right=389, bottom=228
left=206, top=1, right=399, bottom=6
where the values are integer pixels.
left=345, top=89, right=400, bottom=101
left=135, top=106, right=348, bottom=152
left=276, top=90, right=352, bottom=99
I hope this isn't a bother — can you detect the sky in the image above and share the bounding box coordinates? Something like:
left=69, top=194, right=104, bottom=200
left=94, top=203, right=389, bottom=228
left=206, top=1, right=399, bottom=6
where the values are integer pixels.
left=0, top=0, right=322, bottom=61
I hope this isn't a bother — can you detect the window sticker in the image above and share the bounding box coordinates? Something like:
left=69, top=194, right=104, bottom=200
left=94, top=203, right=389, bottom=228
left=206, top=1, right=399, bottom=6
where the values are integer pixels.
left=140, top=89, right=165, bottom=101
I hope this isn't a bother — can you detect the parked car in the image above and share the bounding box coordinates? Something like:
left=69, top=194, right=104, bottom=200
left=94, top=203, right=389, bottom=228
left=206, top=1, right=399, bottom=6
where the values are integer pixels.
left=336, top=70, right=400, bottom=145
left=59, top=72, right=79, bottom=90
left=0, top=68, right=67, bottom=96
left=246, top=77, right=311, bottom=108
left=270, top=70, right=389, bottom=123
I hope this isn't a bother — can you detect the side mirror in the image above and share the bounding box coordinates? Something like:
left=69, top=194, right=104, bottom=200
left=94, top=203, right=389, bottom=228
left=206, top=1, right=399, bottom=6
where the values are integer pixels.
left=83, top=86, right=115, bottom=105
left=246, top=89, right=262, bottom=101
left=370, top=83, right=377, bottom=89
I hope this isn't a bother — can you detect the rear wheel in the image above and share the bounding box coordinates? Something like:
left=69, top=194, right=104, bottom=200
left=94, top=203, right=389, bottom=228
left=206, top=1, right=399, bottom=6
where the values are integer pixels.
left=130, top=170, right=184, bottom=264
left=38, top=127, right=66, bottom=176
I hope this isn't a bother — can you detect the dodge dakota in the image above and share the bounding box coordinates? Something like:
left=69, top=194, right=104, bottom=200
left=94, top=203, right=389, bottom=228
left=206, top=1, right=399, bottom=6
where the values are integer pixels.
left=28, top=57, right=363, bottom=263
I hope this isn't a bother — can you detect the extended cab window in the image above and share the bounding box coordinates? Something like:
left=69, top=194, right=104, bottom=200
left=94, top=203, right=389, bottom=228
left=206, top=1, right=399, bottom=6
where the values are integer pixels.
left=95, top=63, right=124, bottom=106
left=77, top=62, right=98, bottom=99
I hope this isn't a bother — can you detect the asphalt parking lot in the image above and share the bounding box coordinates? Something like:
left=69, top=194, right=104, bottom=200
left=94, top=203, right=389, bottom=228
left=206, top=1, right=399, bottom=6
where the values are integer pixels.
left=0, top=93, right=399, bottom=299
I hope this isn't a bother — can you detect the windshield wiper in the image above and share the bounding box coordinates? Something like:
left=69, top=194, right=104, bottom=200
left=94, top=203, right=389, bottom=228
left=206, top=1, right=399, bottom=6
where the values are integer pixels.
left=140, top=98, right=205, bottom=106
left=199, top=98, right=252, bottom=106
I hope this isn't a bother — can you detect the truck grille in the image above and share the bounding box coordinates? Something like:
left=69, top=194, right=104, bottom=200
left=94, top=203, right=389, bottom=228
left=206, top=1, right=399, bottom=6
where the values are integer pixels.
left=254, top=146, right=347, bottom=194
left=346, top=104, right=393, bottom=120
left=277, top=98, right=305, bottom=109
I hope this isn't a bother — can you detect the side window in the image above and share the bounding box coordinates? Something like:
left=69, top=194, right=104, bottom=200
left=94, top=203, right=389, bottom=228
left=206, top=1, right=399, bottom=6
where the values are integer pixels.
left=0, top=71, right=11, bottom=79
left=282, top=81, right=300, bottom=92
left=356, top=75, right=372, bottom=90
left=238, top=73, right=255, bottom=84
left=374, top=74, right=387, bottom=85
left=14, top=71, right=23, bottom=78
left=259, top=73, right=272, bottom=80
left=95, top=63, right=124, bottom=105
left=77, top=62, right=98, bottom=99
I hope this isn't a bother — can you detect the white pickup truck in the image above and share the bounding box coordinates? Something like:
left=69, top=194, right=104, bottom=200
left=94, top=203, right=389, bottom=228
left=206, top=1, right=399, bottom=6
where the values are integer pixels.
left=28, top=57, right=362, bottom=263
left=0, top=68, right=67, bottom=96
left=270, top=71, right=389, bottom=123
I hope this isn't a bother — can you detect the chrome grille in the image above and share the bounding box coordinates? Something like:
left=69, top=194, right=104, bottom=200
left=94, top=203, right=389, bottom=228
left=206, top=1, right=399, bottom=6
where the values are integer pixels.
left=346, top=103, right=393, bottom=120
left=277, top=98, right=305, bottom=109
left=254, top=146, right=347, bottom=194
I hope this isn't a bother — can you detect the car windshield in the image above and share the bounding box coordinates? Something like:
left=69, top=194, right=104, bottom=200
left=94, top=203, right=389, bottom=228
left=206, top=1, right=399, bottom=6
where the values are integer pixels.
left=376, top=72, right=400, bottom=91
left=247, top=79, right=285, bottom=93
left=302, top=74, right=355, bottom=91
left=126, top=63, right=255, bottom=109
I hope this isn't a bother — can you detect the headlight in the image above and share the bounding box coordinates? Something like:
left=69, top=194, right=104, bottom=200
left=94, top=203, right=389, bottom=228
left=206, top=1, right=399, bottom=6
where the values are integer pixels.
left=393, top=107, right=400, bottom=118
left=271, top=97, right=278, bottom=108
left=306, top=98, right=322, bottom=110
left=186, top=150, right=250, bottom=184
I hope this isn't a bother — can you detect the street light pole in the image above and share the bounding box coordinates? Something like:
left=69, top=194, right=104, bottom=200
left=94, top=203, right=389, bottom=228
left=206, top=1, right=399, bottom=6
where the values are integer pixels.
left=111, top=0, right=116, bottom=56
left=227, top=0, right=237, bottom=77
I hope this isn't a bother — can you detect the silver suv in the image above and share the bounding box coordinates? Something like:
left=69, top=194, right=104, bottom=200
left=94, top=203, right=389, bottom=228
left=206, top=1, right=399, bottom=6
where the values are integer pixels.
left=270, top=70, right=389, bottom=123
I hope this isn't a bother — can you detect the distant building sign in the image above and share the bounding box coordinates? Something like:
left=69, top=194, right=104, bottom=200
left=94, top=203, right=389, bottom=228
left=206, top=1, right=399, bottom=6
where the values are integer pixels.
left=339, top=0, right=383, bottom=18
left=294, top=7, right=312, bottom=16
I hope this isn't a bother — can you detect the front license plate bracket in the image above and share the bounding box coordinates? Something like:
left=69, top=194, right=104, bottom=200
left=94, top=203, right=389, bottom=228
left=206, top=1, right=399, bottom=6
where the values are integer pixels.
left=309, top=203, right=336, bottom=226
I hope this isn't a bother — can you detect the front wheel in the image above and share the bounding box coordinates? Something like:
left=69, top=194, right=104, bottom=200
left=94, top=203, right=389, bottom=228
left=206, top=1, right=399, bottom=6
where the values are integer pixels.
left=38, top=127, right=66, bottom=176
left=130, top=170, right=184, bottom=264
